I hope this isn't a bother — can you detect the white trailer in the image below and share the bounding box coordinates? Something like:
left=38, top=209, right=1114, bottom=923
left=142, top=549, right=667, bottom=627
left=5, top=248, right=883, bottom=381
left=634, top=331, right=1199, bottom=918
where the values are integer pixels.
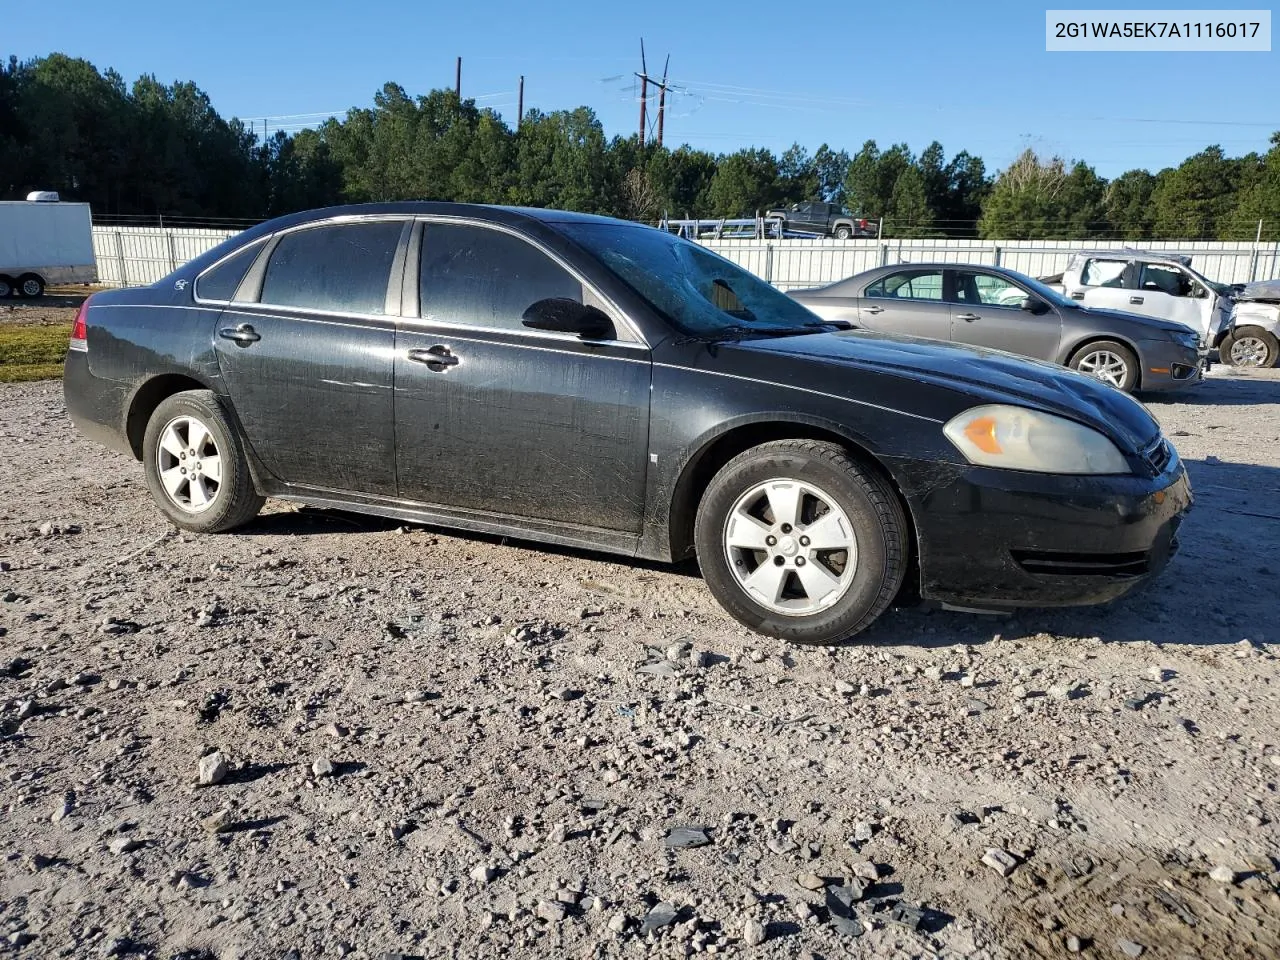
left=0, top=198, right=97, bottom=298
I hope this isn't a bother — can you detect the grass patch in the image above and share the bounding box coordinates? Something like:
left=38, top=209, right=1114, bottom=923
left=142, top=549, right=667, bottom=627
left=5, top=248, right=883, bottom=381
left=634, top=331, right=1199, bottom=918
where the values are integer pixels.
left=0, top=322, right=72, bottom=382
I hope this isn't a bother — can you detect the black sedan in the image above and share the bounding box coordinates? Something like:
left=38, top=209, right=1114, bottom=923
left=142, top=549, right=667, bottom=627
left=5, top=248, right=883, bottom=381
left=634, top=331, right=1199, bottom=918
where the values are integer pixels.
left=789, top=264, right=1206, bottom=393
left=64, top=203, right=1191, bottom=645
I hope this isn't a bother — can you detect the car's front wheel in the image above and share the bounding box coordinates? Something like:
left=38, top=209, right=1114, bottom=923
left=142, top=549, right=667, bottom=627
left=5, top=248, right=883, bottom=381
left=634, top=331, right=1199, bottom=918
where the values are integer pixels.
left=142, top=390, right=264, bottom=533
left=1219, top=326, right=1278, bottom=368
left=694, top=440, right=908, bottom=644
left=1069, top=340, right=1139, bottom=391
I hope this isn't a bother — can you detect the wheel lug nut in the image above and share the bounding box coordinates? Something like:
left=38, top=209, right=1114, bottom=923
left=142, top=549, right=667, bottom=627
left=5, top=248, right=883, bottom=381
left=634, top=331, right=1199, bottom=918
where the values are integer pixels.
left=780, top=523, right=792, bottom=534
left=795, top=557, right=806, bottom=566
left=799, top=536, right=810, bottom=547
left=773, top=556, right=785, bottom=567
left=765, top=535, right=777, bottom=547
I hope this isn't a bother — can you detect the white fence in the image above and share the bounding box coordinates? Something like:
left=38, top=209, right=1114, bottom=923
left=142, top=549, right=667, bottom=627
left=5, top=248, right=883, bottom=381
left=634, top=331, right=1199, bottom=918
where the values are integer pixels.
left=89, top=226, right=1280, bottom=290
left=91, top=226, right=238, bottom=287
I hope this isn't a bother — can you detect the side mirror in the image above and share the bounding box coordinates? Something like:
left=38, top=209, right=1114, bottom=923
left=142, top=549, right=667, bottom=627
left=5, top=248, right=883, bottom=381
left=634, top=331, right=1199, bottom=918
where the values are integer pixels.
left=521, top=298, right=614, bottom=339
left=1020, top=296, right=1048, bottom=314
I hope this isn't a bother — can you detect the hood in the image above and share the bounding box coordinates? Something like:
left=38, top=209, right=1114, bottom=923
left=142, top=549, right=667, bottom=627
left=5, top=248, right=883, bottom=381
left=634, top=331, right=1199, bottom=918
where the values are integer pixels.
left=1066, top=303, right=1196, bottom=337
left=733, top=331, right=1160, bottom=452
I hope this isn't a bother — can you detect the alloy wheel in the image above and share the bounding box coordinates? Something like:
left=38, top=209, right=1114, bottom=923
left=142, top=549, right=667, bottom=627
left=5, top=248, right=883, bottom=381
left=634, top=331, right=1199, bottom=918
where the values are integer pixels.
left=1229, top=335, right=1270, bottom=367
left=156, top=415, right=222, bottom=513
left=20, top=278, right=41, bottom=297
left=1076, top=350, right=1129, bottom=387
left=722, top=478, right=858, bottom=616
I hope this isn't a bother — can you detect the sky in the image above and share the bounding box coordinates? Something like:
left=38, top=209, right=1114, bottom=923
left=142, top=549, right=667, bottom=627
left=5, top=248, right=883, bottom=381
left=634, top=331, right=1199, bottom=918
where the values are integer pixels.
left=9, top=0, right=1280, bottom=177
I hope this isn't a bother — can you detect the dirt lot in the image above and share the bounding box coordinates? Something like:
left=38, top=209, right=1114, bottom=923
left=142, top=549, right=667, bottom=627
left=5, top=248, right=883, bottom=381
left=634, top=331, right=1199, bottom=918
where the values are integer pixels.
left=2, top=300, right=1279, bottom=959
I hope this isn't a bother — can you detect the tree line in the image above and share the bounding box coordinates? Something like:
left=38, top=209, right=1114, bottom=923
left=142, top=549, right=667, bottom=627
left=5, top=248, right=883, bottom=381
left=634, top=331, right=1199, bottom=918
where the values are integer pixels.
left=4, top=53, right=1280, bottom=240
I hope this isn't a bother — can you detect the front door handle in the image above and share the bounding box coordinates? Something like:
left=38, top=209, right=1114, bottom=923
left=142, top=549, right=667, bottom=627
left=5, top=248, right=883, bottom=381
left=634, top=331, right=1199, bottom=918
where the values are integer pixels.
left=863, top=305, right=884, bottom=315
left=407, top=345, right=459, bottom=371
left=1070, top=291, right=1085, bottom=300
left=955, top=312, right=981, bottom=322
left=218, top=323, right=260, bottom=346
left=1129, top=296, right=1144, bottom=305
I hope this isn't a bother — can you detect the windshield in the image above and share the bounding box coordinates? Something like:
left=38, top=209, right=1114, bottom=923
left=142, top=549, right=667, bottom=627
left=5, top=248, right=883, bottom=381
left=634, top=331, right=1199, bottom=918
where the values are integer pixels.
left=1002, top=269, right=1077, bottom=309
left=559, top=222, right=824, bottom=337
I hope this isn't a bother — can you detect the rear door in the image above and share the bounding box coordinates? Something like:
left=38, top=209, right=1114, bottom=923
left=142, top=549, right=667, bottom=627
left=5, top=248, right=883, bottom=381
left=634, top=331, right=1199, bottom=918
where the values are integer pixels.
left=947, top=269, right=1063, bottom=360
left=393, top=220, right=652, bottom=533
left=857, top=268, right=951, bottom=341
left=211, top=218, right=407, bottom=495
left=1070, top=257, right=1136, bottom=314
left=1130, top=261, right=1212, bottom=339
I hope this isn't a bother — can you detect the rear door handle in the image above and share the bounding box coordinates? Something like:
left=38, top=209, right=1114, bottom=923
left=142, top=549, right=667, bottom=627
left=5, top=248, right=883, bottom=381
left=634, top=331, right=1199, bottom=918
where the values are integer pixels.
left=407, top=345, right=459, bottom=370
left=218, top=323, right=260, bottom=346
left=863, top=305, right=884, bottom=315
left=1070, top=292, right=1085, bottom=300
left=1129, top=296, right=1144, bottom=305
left=955, top=312, right=981, bottom=322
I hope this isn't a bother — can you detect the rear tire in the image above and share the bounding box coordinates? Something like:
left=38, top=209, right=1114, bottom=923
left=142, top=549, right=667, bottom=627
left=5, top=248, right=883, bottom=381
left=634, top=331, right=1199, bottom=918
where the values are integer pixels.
left=0, top=276, right=12, bottom=298
left=142, top=390, right=264, bottom=533
left=1069, top=340, right=1139, bottom=392
left=17, top=274, right=44, bottom=298
left=1220, top=326, right=1278, bottom=368
left=833, top=224, right=853, bottom=239
left=694, top=440, right=908, bottom=645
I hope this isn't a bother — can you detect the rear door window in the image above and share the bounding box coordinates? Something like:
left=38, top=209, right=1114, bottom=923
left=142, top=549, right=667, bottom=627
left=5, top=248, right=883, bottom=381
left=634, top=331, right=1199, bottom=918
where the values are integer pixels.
left=260, top=221, right=405, bottom=315
left=419, top=223, right=582, bottom=332
left=1080, top=259, right=1127, bottom=288
left=865, top=269, right=944, bottom=300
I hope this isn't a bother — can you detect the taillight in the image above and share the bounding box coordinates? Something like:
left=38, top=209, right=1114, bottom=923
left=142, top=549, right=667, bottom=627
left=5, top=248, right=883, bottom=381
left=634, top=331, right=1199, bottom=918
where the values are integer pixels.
left=70, top=298, right=89, bottom=351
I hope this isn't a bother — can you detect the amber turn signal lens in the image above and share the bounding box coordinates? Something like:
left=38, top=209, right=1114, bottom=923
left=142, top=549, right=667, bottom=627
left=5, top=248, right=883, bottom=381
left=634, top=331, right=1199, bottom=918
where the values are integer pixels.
left=963, top=416, right=1001, bottom=455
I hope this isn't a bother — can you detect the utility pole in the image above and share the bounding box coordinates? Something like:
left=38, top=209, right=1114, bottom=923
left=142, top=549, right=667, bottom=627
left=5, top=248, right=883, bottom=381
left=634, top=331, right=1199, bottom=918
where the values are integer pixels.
left=637, top=39, right=648, bottom=147
left=517, top=75, right=524, bottom=131
left=455, top=57, right=462, bottom=97
left=635, top=40, right=671, bottom=148
left=656, top=55, right=669, bottom=147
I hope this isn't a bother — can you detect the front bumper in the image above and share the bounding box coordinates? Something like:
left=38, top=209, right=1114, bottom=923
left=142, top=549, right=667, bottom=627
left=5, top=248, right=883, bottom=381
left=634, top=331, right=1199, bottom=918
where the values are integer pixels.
left=895, top=454, right=1192, bottom=610
left=1138, top=339, right=1206, bottom=391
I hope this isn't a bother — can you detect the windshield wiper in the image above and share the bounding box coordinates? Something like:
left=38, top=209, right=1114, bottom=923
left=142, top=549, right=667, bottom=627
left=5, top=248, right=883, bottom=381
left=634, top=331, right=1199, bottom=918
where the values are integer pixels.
left=673, top=320, right=851, bottom=345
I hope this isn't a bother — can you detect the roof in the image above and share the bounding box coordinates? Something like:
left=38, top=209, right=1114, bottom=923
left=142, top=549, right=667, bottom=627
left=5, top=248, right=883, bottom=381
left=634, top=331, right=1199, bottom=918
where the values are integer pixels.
left=1067, top=249, right=1194, bottom=267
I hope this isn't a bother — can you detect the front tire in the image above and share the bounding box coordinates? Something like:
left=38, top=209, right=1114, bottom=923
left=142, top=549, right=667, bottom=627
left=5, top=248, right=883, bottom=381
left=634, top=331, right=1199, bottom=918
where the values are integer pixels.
left=142, top=390, right=264, bottom=533
left=694, top=440, right=908, bottom=645
left=1069, top=340, right=1139, bottom=392
left=1220, top=326, right=1278, bottom=368
left=0, top=276, right=12, bottom=298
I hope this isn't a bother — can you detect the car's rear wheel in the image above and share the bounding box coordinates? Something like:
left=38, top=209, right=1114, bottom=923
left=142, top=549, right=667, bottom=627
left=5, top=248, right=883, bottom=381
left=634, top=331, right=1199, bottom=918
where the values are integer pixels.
left=694, top=439, right=908, bottom=645
left=18, top=274, right=44, bottom=298
left=1069, top=340, right=1139, bottom=391
left=834, top=225, right=853, bottom=239
left=1220, top=326, right=1278, bottom=368
left=0, top=276, right=12, bottom=298
left=142, top=390, right=264, bottom=533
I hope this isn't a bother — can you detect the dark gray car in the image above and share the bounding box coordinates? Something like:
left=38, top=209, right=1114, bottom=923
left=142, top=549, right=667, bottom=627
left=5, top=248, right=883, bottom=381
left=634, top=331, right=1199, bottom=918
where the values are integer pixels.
left=789, top=263, right=1205, bottom=392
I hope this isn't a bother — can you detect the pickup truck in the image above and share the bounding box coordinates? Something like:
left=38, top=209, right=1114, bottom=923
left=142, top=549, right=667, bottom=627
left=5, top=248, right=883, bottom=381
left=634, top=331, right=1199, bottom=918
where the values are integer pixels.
left=1045, top=250, right=1231, bottom=347
left=764, top=201, right=878, bottom=239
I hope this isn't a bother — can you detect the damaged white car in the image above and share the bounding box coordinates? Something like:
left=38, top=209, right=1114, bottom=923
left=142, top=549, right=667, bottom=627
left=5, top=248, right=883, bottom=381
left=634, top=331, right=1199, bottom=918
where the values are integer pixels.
left=1220, top=279, right=1280, bottom=367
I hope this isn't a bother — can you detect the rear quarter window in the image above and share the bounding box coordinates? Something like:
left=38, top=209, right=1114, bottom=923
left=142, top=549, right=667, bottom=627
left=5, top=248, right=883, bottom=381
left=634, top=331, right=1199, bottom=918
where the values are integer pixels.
left=195, top=241, right=264, bottom=302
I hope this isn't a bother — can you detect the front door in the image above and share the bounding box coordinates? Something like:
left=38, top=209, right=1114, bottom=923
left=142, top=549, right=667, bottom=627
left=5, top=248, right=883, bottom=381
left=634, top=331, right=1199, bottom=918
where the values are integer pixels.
left=393, top=220, right=652, bottom=533
left=858, top=267, right=951, bottom=341
left=212, top=218, right=407, bottom=495
left=948, top=269, right=1063, bottom=360
left=1130, top=261, right=1213, bottom=340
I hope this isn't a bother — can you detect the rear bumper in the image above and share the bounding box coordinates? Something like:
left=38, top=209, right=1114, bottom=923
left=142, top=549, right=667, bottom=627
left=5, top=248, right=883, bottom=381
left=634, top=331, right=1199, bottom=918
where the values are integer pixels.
left=63, top=349, right=134, bottom=458
left=898, top=456, right=1192, bottom=609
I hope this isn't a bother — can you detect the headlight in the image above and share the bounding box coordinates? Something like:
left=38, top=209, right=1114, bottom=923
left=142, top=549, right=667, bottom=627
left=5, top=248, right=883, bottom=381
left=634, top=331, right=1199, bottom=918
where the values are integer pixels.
left=943, top=405, right=1130, bottom=475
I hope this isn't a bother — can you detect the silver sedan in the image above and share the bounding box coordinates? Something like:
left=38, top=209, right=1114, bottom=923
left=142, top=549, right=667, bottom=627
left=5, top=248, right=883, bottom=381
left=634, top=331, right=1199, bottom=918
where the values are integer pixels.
left=789, top=263, right=1205, bottom=393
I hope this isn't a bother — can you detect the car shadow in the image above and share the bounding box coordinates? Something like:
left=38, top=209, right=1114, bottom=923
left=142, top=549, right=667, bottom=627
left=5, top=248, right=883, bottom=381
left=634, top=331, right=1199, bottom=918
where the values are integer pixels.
left=1142, top=371, right=1279, bottom=406
left=236, top=454, right=1279, bottom=650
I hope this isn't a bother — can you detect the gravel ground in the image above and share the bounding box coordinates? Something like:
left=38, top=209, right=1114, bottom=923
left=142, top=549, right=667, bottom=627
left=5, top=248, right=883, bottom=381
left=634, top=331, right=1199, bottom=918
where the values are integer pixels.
left=2, top=352, right=1279, bottom=959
